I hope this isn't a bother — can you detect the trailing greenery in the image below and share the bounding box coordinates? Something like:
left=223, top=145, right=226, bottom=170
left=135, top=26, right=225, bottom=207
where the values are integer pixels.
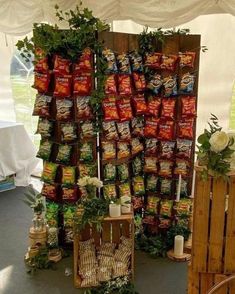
left=23, top=185, right=45, bottom=214
left=83, top=276, right=139, bottom=294
left=197, top=114, right=234, bottom=180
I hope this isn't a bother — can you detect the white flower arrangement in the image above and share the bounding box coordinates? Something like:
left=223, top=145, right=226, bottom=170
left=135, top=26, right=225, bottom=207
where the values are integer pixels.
left=77, top=176, right=103, bottom=188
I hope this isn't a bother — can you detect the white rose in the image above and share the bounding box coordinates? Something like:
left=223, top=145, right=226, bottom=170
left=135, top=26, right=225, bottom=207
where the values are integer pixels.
left=209, top=131, right=229, bottom=153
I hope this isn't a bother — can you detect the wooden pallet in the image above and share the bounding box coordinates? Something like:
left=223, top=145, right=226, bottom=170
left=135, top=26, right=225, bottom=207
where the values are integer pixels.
left=73, top=213, right=134, bottom=288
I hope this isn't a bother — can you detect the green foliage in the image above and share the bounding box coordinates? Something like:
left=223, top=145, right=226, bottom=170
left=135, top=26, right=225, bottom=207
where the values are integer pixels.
left=197, top=114, right=234, bottom=180
left=23, top=185, right=45, bottom=214
left=165, top=225, right=190, bottom=249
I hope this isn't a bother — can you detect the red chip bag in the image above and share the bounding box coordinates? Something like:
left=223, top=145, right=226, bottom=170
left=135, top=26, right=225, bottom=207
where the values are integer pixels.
left=117, top=98, right=133, bottom=122
left=62, top=186, right=78, bottom=202
left=161, top=98, right=176, bottom=119
left=147, top=97, right=161, bottom=117
left=178, top=119, right=194, bottom=139
left=132, top=94, right=147, bottom=115
left=41, top=183, right=57, bottom=201
left=35, top=57, right=49, bottom=73
left=34, top=72, right=50, bottom=93
left=54, top=75, right=72, bottom=97
left=161, top=54, right=178, bottom=71
left=144, top=117, right=159, bottom=138
left=133, top=72, right=146, bottom=92
left=158, top=120, right=174, bottom=140
left=105, top=74, right=117, bottom=95
left=118, top=74, right=132, bottom=96
left=102, top=97, right=119, bottom=121
left=74, top=48, right=92, bottom=73
left=145, top=52, right=162, bottom=69
left=53, top=55, right=70, bottom=75
left=73, top=73, right=92, bottom=95
left=179, top=52, right=196, bottom=68
left=181, top=96, right=196, bottom=117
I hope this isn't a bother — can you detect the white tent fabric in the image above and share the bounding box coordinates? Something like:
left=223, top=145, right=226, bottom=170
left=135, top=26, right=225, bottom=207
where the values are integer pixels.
left=1, top=0, right=235, bottom=35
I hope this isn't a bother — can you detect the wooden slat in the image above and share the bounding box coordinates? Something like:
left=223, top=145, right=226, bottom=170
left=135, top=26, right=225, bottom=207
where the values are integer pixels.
left=112, top=221, right=121, bottom=244
left=200, top=273, right=214, bottom=294
left=73, top=234, right=82, bottom=288
left=128, top=34, right=139, bottom=51
left=121, top=221, right=130, bottom=238
left=113, top=32, right=129, bottom=53
left=229, top=277, right=235, bottom=293
left=102, top=222, right=111, bottom=242
left=224, top=176, right=235, bottom=273
left=208, top=178, right=227, bottom=272
left=98, top=31, right=114, bottom=50
left=92, top=224, right=101, bottom=247
left=80, top=224, right=91, bottom=241
left=214, top=274, right=228, bottom=294
left=190, top=269, right=200, bottom=294
left=192, top=174, right=211, bottom=272
left=162, top=35, right=180, bottom=54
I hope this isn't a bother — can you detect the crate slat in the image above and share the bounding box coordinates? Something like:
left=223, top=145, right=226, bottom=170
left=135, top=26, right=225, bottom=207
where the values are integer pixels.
left=200, top=273, right=214, bottom=294
left=208, top=178, right=227, bottom=273
left=112, top=221, right=121, bottom=244
left=214, top=274, right=228, bottom=294
left=102, top=222, right=111, bottom=242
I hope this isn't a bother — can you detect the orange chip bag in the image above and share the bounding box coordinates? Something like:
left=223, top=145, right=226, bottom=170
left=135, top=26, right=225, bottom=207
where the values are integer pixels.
left=35, top=57, right=49, bottom=73
left=181, top=96, right=196, bottom=117
left=132, top=94, right=147, bottom=115
left=34, top=72, right=50, bottom=93
left=144, top=117, right=159, bottom=138
left=179, top=51, right=196, bottom=68
left=102, top=97, right=119, bottom=121
left=74, top=48, right=93, bottom=73
left=54, top=75, right=72, bottom=97
left=73, top=73, right=92, bottom=96
left=147, top=97, right=161, bottom=117
left=53, top=55, right=70, bottom=75
left=145, top=52, right=162, bottom=69
left=105, top=74, right=117, bottom=95
left=161, top=54, right=178, bottom=71
left=158, top=120, right=175, bottom=140
left=133, top=72, right=146, bottom=92
left=161, top=98, right=176, bottom=119
left=118, top=74, right=132, bottom=96
left=117, top=98, right=133, bottom=122
left=178, top=119, right=194, bottom=139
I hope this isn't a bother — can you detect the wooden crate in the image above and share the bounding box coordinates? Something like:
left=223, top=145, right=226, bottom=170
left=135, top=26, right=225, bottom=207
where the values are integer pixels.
left=191, top=171, right=235, bottom=275
left=73, top=213, right=134, bottom=288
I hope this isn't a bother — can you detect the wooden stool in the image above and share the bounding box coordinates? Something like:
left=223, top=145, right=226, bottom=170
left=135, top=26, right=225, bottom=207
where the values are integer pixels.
left=29, top=226, right=47, bottom=247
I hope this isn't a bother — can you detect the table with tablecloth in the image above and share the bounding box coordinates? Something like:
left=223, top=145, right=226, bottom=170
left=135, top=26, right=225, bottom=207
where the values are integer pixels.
left=0, top=121, right=39, bottom=186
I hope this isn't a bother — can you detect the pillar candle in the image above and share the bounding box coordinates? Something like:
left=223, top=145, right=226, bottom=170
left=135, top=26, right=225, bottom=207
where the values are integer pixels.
left=174, top=235, right=184, bottom=256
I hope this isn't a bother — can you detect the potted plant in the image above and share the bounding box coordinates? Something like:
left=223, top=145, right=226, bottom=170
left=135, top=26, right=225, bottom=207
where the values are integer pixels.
left=77, top=176, right=103, bottom=199
left=109, top=198, right=121, bottom=218
left=120, top=196, right=132, bottom=214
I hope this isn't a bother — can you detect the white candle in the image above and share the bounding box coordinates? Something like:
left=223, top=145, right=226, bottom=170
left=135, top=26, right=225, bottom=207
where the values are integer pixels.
left=176, top=174, right=182, bottom=202
left=109, top=204, right=121, bottom=218
left=191, top=170, right=196, bottom=198
left=174, top=235, right=184, bottom=256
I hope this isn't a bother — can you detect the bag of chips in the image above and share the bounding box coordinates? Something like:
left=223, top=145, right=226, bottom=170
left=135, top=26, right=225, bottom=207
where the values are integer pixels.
left=104, top=163, right=116, bottom=182
left=131, top=116, right=144, bottom=137
left=73, top=73, right=92, bottom=96
left=132, top=94, right=147, bottom=115
left=131, top=138, right=144, bottom=155
left=79, top=141, right=94, bottom=162
left=159, top=199, right=173, bottom=217
left=145, top=138, right=158, bottom=155
left=118, top=74, right=132, bottom=96
left=103, top=184, right=117, bottom=199
left=129, top=51, right=143, bottom=72
left=74, top=48, right=93, bottom=73
left=174, top=198, right=192, bottom=216
left=34, top=50, right=49, bottom=73
left=33, top=94, right=52, bottom=117
left=158, top=120, right=175, bottom=140
left=158, top=217, right=171, bottom=229
left=102, top=48, right=118, bottom=73
left=161, top=54, right=178, bottom=71
left=53, top=55, right=70, bottom=75
left=41, top=183, right=57, bottom=201
left=117, top=141, right=130, bottom=159
left=163, top=75, right=177, bottom=97
left=56, top=99, right=73, bottom=121
left=76, top=96, right=93, bottom=120
left=146, top=174, right=158, bottom=192
left=179, top=52, right=196, bottom=68
left=80, top=121, right=95, bottom=138
left=61, top=122, right=77, bottom=142
left=133, top=72, right=146, bottom=92
left=178, top=119, right=194, bottom=139
left=36, top=118, right=53, bottom=137
left=79, top=163, right=97, bottom=177
left=102, top=121, right=119, bottom=140
left=147, top=97, right=161, bottom=117
left=102, top=97, right=119, bottom=121
left=37, top=140, right=52, bottom=160
left=117, top=53, right=131, bottom=74
left=174, top=159, right=189, bottom=176
left=41, top=161, right=58, bottom=183
left=142, top=215, right=157, bottom=225
left=160, top=178, right=172, bottom=195
left=61, top=166, right=76, bottom=185
left=54, top=75, right=72, bottom=97
left=144, top=117, right=159, bottom=138
left=179, top=73, right=195, bottom=94
left=181, top=96, right=196, bottom=117
left=146, top=196, right=160, bottom=214
left=117, top=98, right=133, bottom=122
left=161, top=98, right=176, bottom=119
left=160, top=141, right=175, bottom=159
left=119, top=182, right=131, bottom=197
left=117, top=163, right=129, bottom=182
left=46, top=202, right=59, bottom=227
left=56, top=144, right=72, bottom=164
left=145, top=52, right=162, bottom=69
left=133, top=176, right=145, bottom=196
left=62, top=186, right=78, bottom=202
left=102, top=140, right=116, bottom=160
left=117, top=121, right=131, bottom=141
left=132, top=155, right=143, bottom=175
left=132, top=196, right=144, bottom=210
left=105, top=74, right=117, bottom=95
left=144, top=156, right=158, bottom=173
left=159, top=159, right=173, bottom=177
left=34, top=72, right=50, bottom=93
left=147, top=73, right=162, bottom=95
left=176, top=139, right=192, bottom=159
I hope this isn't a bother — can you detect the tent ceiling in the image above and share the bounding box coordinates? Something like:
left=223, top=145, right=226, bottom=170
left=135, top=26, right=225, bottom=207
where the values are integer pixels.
left=0, top=0, right=235, bottom=36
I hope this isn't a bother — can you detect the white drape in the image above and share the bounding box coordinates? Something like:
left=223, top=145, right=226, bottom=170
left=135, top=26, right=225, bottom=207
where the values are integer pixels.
left=1, top=0, right=235, bottom=35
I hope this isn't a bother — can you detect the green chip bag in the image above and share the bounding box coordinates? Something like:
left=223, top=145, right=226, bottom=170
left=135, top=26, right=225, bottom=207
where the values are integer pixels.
left=117, top=163, right=129, bottom=182
left=37, top=140, right=52, bottom=160
left=132, top=156, right=143, bottom=175
left=159, top=199, right=173, bottom=217
left=56, top=144, right=72, bottom=164
left=80, top=121, right=95, bottom=138
left=146, top=196, right=160, bottom=214
left=146, top=174, right=158, bottom=192
left=63, top=205, right=76, bottom=227
left=133, top=176, right=145, bottom=196
left=103, top=184, right=117, bottom=199
left=41, top=162, right=58, bottom=183
left=79, top=163, right=97, bottom=177
left=46, top=202, right=59, bottom=227
left=104, top=163, right=116, bottom=182
left=61, top=166, right=76, bottom=185
left=80, top=142, right=93, bottom=162
left=119, top=182, right=131, bottom=197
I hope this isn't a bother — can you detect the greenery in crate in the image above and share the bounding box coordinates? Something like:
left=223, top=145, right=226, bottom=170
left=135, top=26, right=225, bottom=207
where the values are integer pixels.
left=197, top=114, right=234, bottom=180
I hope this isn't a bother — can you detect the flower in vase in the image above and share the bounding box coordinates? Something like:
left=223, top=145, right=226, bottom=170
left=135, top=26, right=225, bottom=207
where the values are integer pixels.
left=209, top=131, right=229, bottom=153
